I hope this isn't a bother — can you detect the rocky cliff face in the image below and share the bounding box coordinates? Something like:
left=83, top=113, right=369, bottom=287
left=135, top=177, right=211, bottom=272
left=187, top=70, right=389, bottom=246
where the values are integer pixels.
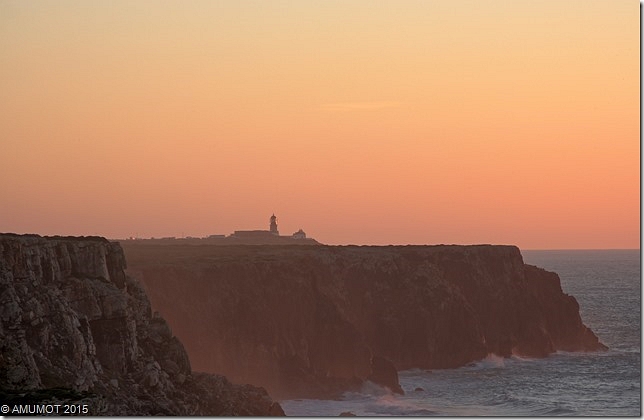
left=122, top=243, right=607, bottom=399
left=0, top=234, right=284, bottom=415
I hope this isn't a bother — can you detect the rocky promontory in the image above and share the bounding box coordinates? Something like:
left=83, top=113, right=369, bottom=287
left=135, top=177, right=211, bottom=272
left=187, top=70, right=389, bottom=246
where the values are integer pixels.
left=0, top=234, right=284, bottom=415
left=122, top=242, right=607, bottom=399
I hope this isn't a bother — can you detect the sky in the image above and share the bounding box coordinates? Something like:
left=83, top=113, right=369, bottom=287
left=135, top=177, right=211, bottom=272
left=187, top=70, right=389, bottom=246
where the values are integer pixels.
left=0, top=0, right=639, bottom=249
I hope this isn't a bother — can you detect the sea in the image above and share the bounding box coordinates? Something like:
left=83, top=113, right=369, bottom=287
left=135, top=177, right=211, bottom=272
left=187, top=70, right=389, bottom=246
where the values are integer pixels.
left=280, top=249, right=641, bottom=416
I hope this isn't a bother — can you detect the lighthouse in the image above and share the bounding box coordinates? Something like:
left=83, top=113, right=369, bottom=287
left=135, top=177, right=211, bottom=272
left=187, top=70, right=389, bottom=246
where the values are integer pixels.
left=269, top=214, right=279, bottom=235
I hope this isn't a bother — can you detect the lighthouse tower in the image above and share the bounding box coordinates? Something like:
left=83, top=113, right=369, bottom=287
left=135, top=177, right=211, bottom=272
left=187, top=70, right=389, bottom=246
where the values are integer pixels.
left=269, top=214, right=279, bottom=235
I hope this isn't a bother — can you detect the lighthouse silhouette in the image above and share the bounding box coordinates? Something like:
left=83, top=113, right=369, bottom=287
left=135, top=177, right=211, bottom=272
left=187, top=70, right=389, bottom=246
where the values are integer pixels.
left=269, top=214, right=279, bottom=235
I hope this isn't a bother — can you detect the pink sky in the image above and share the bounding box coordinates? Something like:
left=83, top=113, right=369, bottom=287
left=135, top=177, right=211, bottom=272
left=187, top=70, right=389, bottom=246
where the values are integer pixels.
left=0, top=1, right=639, bottom=249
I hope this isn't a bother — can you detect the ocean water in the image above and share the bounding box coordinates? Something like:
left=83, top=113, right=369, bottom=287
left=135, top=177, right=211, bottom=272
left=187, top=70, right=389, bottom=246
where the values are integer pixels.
left=281, top=249, right=641, bottom=416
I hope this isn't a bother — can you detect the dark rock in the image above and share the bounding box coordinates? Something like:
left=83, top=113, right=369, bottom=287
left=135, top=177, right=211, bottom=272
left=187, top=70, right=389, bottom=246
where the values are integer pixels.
left=368, top=355, right=404, bottom=394
left=0, top=234, right=283, bottom=415
left=339, top=411, right=357, bottom=416
left=414, top=387, right=424, bottom=392
left=121, top=242, right=607, bottom=399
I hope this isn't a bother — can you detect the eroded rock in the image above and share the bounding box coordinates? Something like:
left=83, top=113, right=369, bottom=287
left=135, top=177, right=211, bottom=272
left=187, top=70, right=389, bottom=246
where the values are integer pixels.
left=122, top=242, right=606, bottom=399
left=0, top=234, right=283, bottom=415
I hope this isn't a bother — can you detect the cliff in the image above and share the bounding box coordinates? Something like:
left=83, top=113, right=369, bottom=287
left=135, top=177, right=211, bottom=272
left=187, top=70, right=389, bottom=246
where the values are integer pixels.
left=122, top=243, right=607, bottom=399
left=0, top=234, right=284, bottom=415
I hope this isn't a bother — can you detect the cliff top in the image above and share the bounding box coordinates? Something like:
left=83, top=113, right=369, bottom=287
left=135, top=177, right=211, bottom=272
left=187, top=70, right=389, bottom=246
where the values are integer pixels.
left=120, top=242, right=524, bottom=264
left=0, top=232, right=111, bottom=243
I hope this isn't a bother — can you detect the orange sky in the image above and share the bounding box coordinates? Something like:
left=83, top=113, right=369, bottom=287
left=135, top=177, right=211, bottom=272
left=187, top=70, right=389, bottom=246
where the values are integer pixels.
left=0, top=1, right=639, bottom=249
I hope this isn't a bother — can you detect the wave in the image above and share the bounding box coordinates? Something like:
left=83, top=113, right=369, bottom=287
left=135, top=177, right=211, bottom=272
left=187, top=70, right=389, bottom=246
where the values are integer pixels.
left=285, top=348, right=638, bottom=415
left=365, top=395, right=439, bottom=416
left=458, top=353, right=518, bottom=370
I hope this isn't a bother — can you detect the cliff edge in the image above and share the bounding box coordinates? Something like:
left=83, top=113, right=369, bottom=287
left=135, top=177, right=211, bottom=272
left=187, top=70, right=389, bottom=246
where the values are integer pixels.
left=0, top=234, right=284, bottom=415
left=122, top=243, right=607, bottom=399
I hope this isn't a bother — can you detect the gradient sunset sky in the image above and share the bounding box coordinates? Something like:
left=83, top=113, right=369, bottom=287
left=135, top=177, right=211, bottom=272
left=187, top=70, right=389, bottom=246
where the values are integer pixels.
left=1, top=1, right=639, bottom=249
